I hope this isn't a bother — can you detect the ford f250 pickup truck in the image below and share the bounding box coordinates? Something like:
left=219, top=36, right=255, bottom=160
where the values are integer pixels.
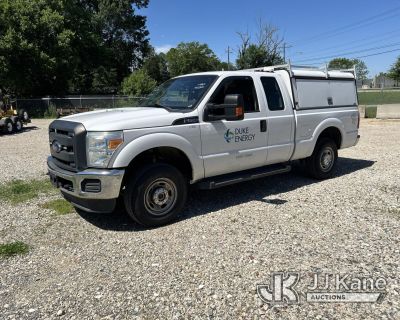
left=47, top=64, right=360, bottom=227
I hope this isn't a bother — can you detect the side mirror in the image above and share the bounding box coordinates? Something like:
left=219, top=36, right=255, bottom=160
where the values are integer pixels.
left=204, top=94, right=244, bottom=121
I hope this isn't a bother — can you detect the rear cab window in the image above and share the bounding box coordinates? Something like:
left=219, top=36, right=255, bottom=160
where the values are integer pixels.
left=260, top=77, right=285, bottom=111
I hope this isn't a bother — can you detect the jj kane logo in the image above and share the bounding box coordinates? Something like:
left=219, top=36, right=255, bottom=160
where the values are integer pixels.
left=224, top=127, right=255, bottom=143
left=257, top=272, right=387, bottom=307
left=257, top=272, right=300, bottom=306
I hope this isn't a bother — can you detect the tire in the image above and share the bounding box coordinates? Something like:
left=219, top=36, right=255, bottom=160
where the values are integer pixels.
left=306, top=138, right=338, bottom=179
left=18, top=109, right=29, bottom=122
left=123, top=163, right=188, bottom=227
left=14, top=118, right=23, bottom=132
left=3, top=118, right=14, bottom=134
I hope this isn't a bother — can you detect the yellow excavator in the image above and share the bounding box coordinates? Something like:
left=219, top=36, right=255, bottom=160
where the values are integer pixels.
left=0, top=93, right=30, bottom=134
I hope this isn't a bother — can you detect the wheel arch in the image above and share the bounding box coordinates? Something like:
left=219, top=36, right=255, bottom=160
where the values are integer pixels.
left=311, top=119, right=345, bottom=153
left=110, top=133, right=204, bottom=182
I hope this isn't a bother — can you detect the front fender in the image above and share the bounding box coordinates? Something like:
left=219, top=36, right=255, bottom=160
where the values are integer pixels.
left=110, top=133, right=204, bottom=182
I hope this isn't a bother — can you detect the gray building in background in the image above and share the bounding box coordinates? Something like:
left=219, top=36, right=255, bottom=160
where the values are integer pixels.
left=372, top=74, right=399, bottom=88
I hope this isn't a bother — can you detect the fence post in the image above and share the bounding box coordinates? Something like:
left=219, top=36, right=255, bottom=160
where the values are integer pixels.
left=113, top=95, right=115, bottom=108
left=79, top=95, right=82, bottom=112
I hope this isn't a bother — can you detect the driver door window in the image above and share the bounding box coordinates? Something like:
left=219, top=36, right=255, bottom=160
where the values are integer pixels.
left=208, top=77, right=259, bottom=113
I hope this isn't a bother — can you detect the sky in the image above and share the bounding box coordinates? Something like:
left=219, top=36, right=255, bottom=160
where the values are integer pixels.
left=139, top=0, right=400, bottom=77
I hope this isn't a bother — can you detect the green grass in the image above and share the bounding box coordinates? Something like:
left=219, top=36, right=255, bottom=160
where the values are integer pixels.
left=358, top=91, right=400, bottom=105
left=41, top=199, right=74, bottom=216
left=0, top=179, right=55, bottom=204
left=0, top=241, right=30, bottom=258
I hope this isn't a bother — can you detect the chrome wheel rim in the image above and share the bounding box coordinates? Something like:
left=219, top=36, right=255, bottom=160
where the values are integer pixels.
left=7, top=122, right=13, bottom=133
left=320, top=146, right=334, bottom=172
left=16, top=121, right=22, bottom=131
left=144, top=178, right=177, bottom=216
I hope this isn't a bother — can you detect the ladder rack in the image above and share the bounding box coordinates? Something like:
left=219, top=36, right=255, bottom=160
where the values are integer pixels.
left=243, top=61, right=356, bottom=78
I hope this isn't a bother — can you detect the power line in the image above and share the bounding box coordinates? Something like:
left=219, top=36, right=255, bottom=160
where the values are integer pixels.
left=291, top=28, right=400, bottom=58
left=353, top=48, right=400, bottom=59
left=295, top=41, right=400, bottom=63
left=292, top=6, right=400, bottom=47
left=292, top=48, right=400, bottom=65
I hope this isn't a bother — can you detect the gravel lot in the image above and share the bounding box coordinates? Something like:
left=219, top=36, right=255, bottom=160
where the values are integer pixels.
left=0, top=119, right=399, bottom=319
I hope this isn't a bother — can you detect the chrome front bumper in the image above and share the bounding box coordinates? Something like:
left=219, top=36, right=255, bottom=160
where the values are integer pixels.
left=47, top=156, right=124, bottom=200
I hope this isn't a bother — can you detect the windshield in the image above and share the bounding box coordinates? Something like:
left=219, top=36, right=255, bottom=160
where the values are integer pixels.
left=139, top=75, right=218, bottom=110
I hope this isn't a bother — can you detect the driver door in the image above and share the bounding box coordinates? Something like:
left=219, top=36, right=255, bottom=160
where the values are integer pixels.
left=200, top=76, right=268, bottom=177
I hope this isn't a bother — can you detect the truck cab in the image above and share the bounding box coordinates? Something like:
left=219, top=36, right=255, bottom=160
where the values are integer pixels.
left=48, top=64, right=360, bottom=227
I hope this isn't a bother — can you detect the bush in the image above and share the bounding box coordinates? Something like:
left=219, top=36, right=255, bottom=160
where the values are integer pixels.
left=121, top=69, right=157, bottom=97
left=44, top=103, right=58, bottom=118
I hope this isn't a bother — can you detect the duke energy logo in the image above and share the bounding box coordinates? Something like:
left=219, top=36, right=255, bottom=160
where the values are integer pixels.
left=224, top=129, right=234, bottom=143
left=224, top=127, right=255, bottom=143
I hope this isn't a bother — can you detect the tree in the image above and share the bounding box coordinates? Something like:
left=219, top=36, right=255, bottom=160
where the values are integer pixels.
left=142, top=50, right=170, bottom=84
left=165, top=42, right=221, bottom=77
left=0, top=0, right=150, bottom=96
left=121, top=69, right=156, bottom=96
left=353, top=59, right=368, bottom=83
left=91, top=67, right=119, bottom=94
left=236, top=21, right=284, bottom=69
left=217, top=61, right=236, bottom=71
left=328, top=58, right=369, bottom=83
left=328, top=58, right=355, bottom=69
left=388, top=56, right=400, bottom=85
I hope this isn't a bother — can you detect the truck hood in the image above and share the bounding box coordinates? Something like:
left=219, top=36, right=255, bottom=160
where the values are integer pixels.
left=62, top=107, right=184, bottom=131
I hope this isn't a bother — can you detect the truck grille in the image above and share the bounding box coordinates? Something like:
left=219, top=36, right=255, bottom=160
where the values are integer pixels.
left=49, top=120, right=87, bottom=172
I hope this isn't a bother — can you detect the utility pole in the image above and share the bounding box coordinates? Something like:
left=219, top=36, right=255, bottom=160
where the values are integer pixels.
left=281, top=42, right=292, bottom=63
left=225, top=46, right=233, bottom=70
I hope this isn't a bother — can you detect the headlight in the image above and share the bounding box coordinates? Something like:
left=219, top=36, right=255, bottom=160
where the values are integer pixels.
left=86, top=131, right=124, bottom=168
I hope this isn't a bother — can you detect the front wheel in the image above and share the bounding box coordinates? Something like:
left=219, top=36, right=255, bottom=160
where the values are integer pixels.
left=123, top=163, right=188, bottom=227
left=3, top=118, right=14, bottom=134
left=306, top=138, right=338, bottom=179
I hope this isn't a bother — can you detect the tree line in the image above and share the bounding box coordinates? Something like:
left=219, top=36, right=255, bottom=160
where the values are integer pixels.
left=1, top=0, right=399, bottom=97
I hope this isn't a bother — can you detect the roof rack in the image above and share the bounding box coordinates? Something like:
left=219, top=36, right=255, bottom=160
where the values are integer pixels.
left=243, top=60, right=356, bottom=78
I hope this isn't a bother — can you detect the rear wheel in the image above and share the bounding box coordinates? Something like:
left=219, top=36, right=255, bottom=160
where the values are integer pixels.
left=123, top=163, right=188, bottom=227
left=306, top=138, right=338, bottom=179
left=14, top=119, right=23, bottom=132
left=18, top=109, right=29, bottom=122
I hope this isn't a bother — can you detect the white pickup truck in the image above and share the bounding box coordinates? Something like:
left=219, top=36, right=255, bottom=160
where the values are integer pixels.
left=47, top=64, right=360, bottom=227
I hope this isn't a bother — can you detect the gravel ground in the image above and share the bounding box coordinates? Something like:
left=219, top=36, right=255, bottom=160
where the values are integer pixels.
left=0, top=119, right=399, bottom=319
left=0, top=119, right=50, bottom=182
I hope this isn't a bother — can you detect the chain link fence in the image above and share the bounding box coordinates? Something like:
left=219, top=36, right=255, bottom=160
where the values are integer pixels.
left=14, top=95, right=143, bottom=118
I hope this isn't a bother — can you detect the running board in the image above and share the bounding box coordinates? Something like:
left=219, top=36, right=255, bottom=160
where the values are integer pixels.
left=197, top=164, right=291, bottom=190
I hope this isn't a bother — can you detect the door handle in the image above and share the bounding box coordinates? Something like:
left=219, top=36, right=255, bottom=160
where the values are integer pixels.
left=260, top=120, right=267, bottom=132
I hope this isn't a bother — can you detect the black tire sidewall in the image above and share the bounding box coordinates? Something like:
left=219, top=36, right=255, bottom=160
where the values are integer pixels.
left=15, top=119, right=23, bottom=132
left=19, top=109, right=29, bottom=121
left=124, top=163, right=187, bottom=227
left=308, top=138, right=338, bottom=179
left=4, top=119, right=13, bottom=134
